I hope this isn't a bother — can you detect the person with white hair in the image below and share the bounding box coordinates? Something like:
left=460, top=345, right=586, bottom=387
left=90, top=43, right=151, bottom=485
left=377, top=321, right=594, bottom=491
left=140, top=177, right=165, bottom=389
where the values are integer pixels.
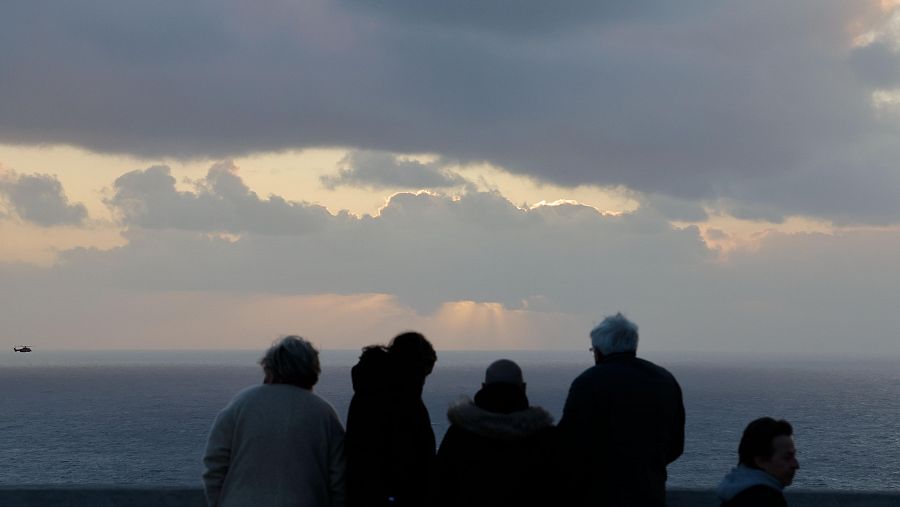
left=203, top=336, right=346, bottom=507
left=558, top=313, right=685, bottom=506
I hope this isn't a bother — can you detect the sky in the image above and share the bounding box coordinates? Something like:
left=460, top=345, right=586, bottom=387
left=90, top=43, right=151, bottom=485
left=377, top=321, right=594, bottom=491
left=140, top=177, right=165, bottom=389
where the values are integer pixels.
left=1, top=1, right=900, bottom=355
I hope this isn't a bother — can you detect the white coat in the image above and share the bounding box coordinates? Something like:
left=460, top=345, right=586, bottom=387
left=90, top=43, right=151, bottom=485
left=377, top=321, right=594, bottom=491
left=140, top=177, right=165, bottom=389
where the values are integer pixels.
left=203, top=384, right=347, bottom=507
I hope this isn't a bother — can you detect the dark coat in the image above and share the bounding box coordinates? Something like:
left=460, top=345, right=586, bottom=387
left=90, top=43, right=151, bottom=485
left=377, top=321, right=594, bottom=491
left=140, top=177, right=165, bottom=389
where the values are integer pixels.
left=435, top=383, right=556, bottom=507
left=721, top=485, right=787, bottom=507
left=346, top=347, right=436, bottom=507
left=557, top=352, right=685, bottom=507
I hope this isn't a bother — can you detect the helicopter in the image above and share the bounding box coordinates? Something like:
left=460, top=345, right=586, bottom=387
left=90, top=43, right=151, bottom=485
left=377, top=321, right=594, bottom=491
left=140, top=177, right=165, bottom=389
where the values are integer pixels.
left=13, top=345, right=33, bottom=353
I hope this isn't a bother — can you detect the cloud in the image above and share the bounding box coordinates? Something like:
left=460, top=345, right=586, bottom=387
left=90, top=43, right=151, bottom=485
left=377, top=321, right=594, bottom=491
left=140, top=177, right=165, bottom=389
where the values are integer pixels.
left=704, top=228, right=730, bottom=241
left=321, top=151, right=468, bottom=190
left=639, top=194, right=709, bottom=222
left=105, top=161, right=333, bottom=235
left=3, top=165, right=900, bottom=354
left=340, top=0, right=709, bottom=37
left=3, top=193, right=900, bottom=355
left=0, top=171, right=88, bottom=226
left=0, top=288, right=588, bottom=350
left=3, top=2, right=900, bottom=223
left=41, top=185, right=711, bottom=314
left=849, top=41, right=900, bottom=88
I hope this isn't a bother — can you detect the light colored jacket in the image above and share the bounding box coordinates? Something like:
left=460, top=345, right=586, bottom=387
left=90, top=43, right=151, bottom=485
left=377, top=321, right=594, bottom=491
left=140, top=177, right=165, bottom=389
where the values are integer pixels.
left=203, top=384, right=347, bottom=507
left=717, top=464, right=784, bottom=502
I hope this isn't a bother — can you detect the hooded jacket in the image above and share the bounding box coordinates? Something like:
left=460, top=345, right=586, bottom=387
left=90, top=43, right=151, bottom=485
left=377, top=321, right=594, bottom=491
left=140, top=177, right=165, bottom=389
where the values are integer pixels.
left=717, top=465, right=787, bottom=507
left=435, top=383, right=556, bottom=507
left=345, top=346, right=435, bottom=507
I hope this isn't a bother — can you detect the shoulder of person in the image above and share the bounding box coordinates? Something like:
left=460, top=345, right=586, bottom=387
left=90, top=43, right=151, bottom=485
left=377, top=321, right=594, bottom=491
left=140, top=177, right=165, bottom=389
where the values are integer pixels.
left=438, top=424, right=470, bottom=450
left=724, top=485, right=787, bottom=507
left=635, top=357, right=680, bottom=380
left=299, top=388, right=344, bottom=419
left=214, top=385, right=268, bottom=419
left=572, top=364, right=602, bottom=384
left=237, top=384, right=325, bottom=406
left=228, top=384, right=268, bottom=404
left=563, top=367, right=606, bottom=403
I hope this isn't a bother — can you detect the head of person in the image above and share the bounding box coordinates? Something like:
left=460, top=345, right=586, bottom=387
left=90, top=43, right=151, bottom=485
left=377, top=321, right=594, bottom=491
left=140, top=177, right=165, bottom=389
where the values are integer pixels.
left=259, top=336, right=321, bottom=390
left=475, top=359, right=529, bottom=413
left=483, top=358, right=526, bottom=392
left=351, top=344, right=390, bottom=393
left=589, top=312, right=639, bottom=364
left=388, top=331, right=437, bottom=384
left=738, top=417, right=799, bottom=487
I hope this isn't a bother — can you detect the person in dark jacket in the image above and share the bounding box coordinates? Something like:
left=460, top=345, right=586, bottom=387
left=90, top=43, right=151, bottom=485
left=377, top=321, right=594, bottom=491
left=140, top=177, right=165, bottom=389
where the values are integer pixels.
left=345, top=332, right=437, bottom=507
left=717, top=417, right=799, bottom=507
left=557, top=313, right=685, bottom=507
left=435, top=359, right=555, bottom=507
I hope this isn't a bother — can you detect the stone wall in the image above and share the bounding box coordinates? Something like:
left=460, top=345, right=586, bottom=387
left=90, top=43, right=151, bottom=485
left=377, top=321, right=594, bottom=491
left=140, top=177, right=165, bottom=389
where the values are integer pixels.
left=1, top=487, right=898, bottom=506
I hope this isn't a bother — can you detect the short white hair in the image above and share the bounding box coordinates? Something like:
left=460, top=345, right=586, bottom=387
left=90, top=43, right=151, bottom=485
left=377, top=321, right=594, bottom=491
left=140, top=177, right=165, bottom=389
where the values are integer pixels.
left=590, top=313, right=639, bottom=355
left=259, top=336, right=321, bottom=387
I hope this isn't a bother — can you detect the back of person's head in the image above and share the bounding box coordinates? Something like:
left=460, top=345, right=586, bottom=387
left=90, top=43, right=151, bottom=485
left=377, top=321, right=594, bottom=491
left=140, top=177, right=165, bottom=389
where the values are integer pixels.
left=484, top=359, right=524, bottom=387
left=388, top=331, right=437, bottom=378
left=590, top=312, right=639, bottom=355
left=476, top=359, right=529, bottom=413
left=259, top=336, right=321, bottom=389
left=351, top=344, right=390, bottom=394
left=738, top=417, right=794, bottom=468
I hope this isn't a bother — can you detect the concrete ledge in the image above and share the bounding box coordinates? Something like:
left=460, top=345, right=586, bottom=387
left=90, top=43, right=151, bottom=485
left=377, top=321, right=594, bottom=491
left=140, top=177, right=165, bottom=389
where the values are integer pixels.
left=0, top=487, right=897, bottom=506
left=670, top=489, right=900, bottom=506
left=0, top=487, right=204, bottom=507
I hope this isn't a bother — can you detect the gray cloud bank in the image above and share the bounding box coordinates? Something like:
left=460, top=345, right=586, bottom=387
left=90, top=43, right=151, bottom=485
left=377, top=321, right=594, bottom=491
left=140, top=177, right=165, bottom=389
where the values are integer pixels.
left=3, top=1, right=900, bottom=224
left=0, top=171, right=87, bottom=226
left=107, top=161, right=334, bottom=234
left=92, top=164, right=710, bottom=311
left=3, top=166, right=899, bottom=355
left=321, top=151, right=468, bottom=190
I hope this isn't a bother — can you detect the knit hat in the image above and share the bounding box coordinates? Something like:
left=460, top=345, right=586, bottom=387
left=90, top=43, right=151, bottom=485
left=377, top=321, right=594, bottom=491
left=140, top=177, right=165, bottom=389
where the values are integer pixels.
left=484, top=359, right=524, bottom=386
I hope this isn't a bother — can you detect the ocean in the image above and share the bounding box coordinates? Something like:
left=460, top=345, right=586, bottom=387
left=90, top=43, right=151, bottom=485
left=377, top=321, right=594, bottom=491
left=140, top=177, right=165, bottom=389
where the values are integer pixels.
left=1, top=350, right=898, bottom=491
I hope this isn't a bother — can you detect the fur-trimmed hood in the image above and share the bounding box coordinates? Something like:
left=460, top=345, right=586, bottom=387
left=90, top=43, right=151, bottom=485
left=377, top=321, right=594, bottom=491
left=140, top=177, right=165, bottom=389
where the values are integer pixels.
left=447, top=397, right=554, bottom=440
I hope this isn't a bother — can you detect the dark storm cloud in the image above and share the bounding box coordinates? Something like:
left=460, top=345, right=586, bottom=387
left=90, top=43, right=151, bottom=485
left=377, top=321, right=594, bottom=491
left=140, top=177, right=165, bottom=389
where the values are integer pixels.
left=106, top=162, right=332, bottom=235
left=2, top=1, right=900, bottom=223
left=0, top=172, right=87, bottom=226
left=340, top=0, right=709, bottom=36
left=321, top=151, right=468, bottom=190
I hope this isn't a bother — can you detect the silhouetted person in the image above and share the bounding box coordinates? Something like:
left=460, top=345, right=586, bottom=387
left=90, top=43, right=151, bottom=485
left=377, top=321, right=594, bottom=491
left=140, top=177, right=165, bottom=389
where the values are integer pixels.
left=345, top=332, right=437, bottom=507
left=435, top=359, right=555, bottom=507
left=717, top=417, right=799, bottom=507
left=203, top=336, right=346, bottom=507
left=558, top=313, right=685, bottom=506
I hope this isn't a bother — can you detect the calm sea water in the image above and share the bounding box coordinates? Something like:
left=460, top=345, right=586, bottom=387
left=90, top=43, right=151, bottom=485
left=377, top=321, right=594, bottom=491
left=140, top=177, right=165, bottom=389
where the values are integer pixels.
left=0, top=350, right=898, bottom=491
